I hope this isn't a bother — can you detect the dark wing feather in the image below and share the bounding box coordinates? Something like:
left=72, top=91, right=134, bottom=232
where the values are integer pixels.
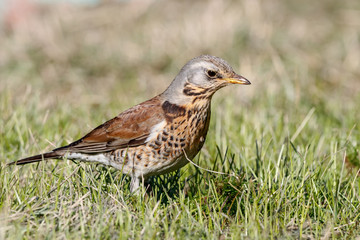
left=7, top=151, right=62, bottom=165
left=54, top=96, right=165, bottom=154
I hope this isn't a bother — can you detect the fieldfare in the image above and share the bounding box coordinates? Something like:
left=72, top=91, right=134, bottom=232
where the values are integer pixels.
left=9, top=55, right=251, bottom=192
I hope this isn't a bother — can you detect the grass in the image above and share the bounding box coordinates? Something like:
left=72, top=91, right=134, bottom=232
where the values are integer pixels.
left=1, top=0, right=360, bottom=239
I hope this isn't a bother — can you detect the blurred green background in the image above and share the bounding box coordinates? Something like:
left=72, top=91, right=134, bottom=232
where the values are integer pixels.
left=2, top=0, right=359, bottom=105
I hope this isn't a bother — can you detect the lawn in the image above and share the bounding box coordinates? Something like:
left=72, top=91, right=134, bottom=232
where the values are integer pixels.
left=1, top=0, right=360, bottom=239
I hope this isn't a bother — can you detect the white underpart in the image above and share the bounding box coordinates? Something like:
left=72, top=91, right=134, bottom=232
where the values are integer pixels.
left=145, top=120, right=166, bottom=143
left=66, top=152, right=120, bottom=168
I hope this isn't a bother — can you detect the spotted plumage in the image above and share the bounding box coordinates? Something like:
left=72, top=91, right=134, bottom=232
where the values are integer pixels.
left=8, top=55, right=251, bottom=192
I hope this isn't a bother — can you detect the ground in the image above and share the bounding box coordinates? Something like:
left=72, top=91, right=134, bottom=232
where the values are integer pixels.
left=1, top=0, right=360, bottom=239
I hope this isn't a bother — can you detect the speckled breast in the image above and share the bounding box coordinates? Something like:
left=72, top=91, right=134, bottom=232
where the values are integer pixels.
left=111, top=101, right=211, bottom=178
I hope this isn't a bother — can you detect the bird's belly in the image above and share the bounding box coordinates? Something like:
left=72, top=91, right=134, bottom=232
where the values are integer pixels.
left=105, top=108, right=211, bottom=178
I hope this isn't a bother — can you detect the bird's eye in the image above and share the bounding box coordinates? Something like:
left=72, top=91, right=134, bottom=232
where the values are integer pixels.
left=206, top=70, right=217, bottom=78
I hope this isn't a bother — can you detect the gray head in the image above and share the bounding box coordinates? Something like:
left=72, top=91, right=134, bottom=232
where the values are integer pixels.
left=162, top=55, right=250, bottom=104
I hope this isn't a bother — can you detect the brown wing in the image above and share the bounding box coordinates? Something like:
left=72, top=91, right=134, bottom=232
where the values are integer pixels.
left=55, top=96, right=165, bottom=154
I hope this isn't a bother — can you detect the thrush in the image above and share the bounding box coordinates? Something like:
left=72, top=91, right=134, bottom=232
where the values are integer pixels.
left=8, top=55, right=251, bottom=192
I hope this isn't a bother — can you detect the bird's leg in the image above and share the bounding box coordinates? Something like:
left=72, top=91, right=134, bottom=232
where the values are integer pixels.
left=130, top=175, right=140, bottom=193
left=130, top=172, right=149, bottom=193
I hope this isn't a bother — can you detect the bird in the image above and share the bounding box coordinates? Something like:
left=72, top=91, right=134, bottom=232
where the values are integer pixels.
left=8, top=55, right=251, bottom=192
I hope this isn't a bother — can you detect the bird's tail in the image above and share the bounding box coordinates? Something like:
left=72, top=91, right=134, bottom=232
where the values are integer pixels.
left=7, top=151, right=63, bottom=166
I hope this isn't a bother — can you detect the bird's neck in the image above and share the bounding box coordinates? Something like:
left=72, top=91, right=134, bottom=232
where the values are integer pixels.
left=162, top=82, right=214, bottom=106
left=161, top=95, right=211, bottom=124
left=160, top=80, right=213, bottom=119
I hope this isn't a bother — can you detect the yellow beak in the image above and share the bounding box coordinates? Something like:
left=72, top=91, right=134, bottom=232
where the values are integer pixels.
left=222, top=74, right=251, bottom=85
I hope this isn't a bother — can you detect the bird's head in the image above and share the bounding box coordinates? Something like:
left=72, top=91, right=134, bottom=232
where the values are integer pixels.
left=163, top=55, right=250, bottom=105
